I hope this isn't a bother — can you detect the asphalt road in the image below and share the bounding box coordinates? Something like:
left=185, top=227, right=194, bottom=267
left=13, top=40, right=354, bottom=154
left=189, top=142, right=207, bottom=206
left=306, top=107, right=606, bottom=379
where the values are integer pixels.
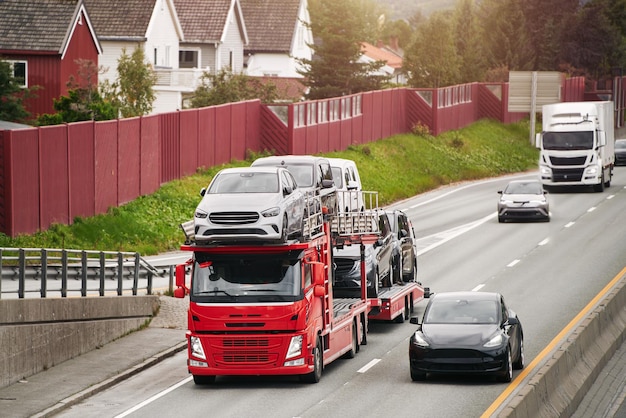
left=55, top=169, right=626, bottom=417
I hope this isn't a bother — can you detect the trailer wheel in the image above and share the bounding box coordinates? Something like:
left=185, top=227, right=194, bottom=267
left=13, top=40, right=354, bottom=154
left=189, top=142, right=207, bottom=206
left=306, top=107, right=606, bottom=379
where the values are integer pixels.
left=193, top=375, right=216, bottom=385
left=301, top=338, right=323, bottom=383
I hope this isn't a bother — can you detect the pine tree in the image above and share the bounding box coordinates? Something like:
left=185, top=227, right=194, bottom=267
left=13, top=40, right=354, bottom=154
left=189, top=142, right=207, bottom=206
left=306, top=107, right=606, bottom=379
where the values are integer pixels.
left=0, top=59, right=31, bottom=122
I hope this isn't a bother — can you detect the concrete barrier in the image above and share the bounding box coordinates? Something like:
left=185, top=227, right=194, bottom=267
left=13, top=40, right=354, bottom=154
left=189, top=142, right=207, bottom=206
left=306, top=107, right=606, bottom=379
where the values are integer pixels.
left=0, top=296, right=159, bottom=389
left=498, top=275, right=626, bottom=417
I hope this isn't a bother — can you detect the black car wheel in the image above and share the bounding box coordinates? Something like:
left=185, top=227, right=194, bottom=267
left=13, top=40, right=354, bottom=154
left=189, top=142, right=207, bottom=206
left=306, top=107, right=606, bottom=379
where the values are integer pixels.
left=383, top=260, right=394, bottom=288
left=513, top=337, right=525, bottom=370
left=496, top=347, right=513, bottom=383
left=280, top=214, right=288, bottom=242
left=403, top=258, right=417, bottom=282
left=394, top=254, right=403, bottom=284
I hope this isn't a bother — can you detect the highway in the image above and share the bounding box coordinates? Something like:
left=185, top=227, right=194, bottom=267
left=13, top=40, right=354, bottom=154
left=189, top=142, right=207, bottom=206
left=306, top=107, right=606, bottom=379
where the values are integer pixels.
left=55, top=169, right=626, bottom=418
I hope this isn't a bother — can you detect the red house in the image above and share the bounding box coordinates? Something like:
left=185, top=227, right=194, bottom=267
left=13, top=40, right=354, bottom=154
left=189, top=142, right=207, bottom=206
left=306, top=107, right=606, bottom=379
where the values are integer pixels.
left=0, top=0, right=102, bottom=118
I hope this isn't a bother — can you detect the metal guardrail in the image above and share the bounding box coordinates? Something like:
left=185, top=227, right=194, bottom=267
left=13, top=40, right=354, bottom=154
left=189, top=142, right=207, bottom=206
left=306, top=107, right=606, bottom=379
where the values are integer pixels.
left=0, top=248, right=164, bottom=299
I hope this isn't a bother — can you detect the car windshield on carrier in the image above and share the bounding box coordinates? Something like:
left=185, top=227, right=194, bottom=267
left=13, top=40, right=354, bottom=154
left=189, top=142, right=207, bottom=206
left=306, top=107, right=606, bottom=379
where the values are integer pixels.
left=207, top=172, right=279, bottom=194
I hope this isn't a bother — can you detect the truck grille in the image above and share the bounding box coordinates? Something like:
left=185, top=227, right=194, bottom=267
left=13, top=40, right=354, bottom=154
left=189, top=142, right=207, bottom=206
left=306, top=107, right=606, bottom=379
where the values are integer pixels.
left=210, top=336, right=283, bottom=366
left=209, top=212, right=259, bottom=224
left=552, top=168, right=584, bottom=182
left=549, top=156, right=587, bottom=166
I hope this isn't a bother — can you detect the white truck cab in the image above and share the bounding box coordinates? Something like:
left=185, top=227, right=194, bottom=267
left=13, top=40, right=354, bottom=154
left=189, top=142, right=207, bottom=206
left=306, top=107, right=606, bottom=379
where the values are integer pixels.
left=536, top=101, right=615, bottom=192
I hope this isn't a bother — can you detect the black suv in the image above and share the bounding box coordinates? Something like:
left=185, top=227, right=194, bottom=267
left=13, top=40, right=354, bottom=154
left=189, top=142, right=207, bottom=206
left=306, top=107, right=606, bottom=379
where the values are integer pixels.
left=386, top=209, right=418, bottom=284
left=332, top=211, right=394, bottom=298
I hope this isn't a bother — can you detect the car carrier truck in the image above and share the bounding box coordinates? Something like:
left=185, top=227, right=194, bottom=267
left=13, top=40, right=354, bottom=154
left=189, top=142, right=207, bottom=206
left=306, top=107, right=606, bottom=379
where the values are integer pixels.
left=174, top=194, right=426, bottom=384
left=536, top=101, right=615, bottom=192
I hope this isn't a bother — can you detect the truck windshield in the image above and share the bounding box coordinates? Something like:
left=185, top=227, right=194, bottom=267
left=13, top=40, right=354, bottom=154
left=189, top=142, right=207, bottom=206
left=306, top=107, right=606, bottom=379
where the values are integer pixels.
left=190, top=252, right=303, bottom=303
left=543, top=131, right=593, bottom=150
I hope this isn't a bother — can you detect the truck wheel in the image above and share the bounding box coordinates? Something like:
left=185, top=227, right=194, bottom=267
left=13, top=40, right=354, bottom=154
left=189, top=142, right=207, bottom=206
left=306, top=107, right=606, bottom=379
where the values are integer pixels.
left=343, top=322, right=358, bottom=359
left=193, top=375, right=216, bottom=385
left=301, top=339, right=323, bottom=383
left=594, top=174, right=605, bottom=192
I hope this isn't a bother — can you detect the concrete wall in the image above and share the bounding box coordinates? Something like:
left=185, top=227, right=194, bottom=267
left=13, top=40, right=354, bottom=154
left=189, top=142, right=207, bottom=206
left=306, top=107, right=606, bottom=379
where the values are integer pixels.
left=0, top=296, right=159, bottom=389
left=498, top=275, right=626, bottom=417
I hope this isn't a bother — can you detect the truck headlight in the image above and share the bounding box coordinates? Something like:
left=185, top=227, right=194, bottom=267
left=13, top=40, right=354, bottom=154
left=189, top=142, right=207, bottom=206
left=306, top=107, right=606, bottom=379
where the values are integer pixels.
left=585, top=166, right=598, bottom=175
left=190, top=336, right=206, bottom=360
left=286, top=335, right=303, bottom=359
left=540, top=166, right=551, bottom=175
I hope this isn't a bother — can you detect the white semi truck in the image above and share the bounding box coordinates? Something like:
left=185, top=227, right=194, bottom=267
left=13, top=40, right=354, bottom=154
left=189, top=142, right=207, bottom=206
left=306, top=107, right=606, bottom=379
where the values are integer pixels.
left=536, top=101, right=615, bottom=192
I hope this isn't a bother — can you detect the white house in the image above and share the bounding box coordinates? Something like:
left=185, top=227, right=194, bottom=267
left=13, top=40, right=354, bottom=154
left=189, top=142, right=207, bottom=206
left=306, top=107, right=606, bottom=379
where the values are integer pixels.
left=85, top=0, right=190, bottom=113
left=240, top=0, right=313, bottom=80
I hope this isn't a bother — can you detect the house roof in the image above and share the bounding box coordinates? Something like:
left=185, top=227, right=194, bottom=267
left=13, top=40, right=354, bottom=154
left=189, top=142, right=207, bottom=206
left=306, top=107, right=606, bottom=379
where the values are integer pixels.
left=360, top=42, right=403, bottom=70
left=83, top=0, right=157, bottom=40
left=175, top=0, right=246, bottom=44
left=0, top=0, right=101, bottom=54
left=240, top=0, right=301, bottom=53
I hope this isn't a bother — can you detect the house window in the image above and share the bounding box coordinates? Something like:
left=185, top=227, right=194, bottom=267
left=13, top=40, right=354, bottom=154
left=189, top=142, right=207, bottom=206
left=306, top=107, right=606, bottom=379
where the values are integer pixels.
left=229, top=50, right=234, bottom=70
left=179, top=50, right=198, bottom=69
left=165, top=45, right=171, bottom=67
left=8, top=61, right=27, bottom=87
left=154, top=48, right=158, bottom=66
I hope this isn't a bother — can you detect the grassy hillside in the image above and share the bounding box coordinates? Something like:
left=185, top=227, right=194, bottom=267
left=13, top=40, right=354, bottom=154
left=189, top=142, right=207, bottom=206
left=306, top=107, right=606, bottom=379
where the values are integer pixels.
left=0, top=119, right=538, bottom=254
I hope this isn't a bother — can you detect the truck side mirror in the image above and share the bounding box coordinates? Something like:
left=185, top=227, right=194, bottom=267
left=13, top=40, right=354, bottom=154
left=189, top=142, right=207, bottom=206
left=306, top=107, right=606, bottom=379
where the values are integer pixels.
left=598, top=131, right=606, bottom=147
left=535, top=133, right=541, bottom=148
left=174, top=263, right=189, bottom=298
left=310, top=261, right=326, bottom=297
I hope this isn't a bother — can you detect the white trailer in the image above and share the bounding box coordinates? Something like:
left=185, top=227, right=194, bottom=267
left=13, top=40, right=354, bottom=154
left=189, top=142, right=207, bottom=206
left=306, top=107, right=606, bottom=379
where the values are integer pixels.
left=536, top=101, right=615, bottom=192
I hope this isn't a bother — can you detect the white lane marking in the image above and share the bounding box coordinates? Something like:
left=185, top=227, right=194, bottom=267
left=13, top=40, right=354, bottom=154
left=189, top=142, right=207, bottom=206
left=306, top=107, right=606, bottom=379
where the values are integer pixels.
left=607, top=194, right=615, bottom=200
left=588, top=207, right=596, bottom=212
left=472, top=284, right=486, bottom=292
left=507, top=259, right=520, bottom=267
left=416, top=213, right=496, bottom=256
left=358, top=359, right=381, bottom=373
left=114, top=376, right=193, bottom=418
left=565, top=222, right=575, bottom=228
left=538, top=238, right=550, bottom=246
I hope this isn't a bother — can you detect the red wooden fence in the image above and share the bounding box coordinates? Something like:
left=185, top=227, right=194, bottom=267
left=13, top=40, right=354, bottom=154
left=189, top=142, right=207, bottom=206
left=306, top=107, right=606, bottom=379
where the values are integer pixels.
left=1, top=79, right=605, bottom=238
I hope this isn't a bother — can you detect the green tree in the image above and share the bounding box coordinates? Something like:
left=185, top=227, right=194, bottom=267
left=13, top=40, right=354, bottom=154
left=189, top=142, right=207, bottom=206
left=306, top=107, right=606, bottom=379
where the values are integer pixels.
left=0, top=59, right=32, bottom=122
left=518, top=0, right=580, bottom=71
left=299, top=0, right=388, bottom=99
left=114, top=47, right=157, bottom=117
left=190, top=68, right=278, bottom=108
left=453, top=0, right=485, bottom=83
left=404, top=12, right=460, bottom=88
left=561, top=0, right=624, bottom=80
left=477, top=0, right=534, bottom=72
